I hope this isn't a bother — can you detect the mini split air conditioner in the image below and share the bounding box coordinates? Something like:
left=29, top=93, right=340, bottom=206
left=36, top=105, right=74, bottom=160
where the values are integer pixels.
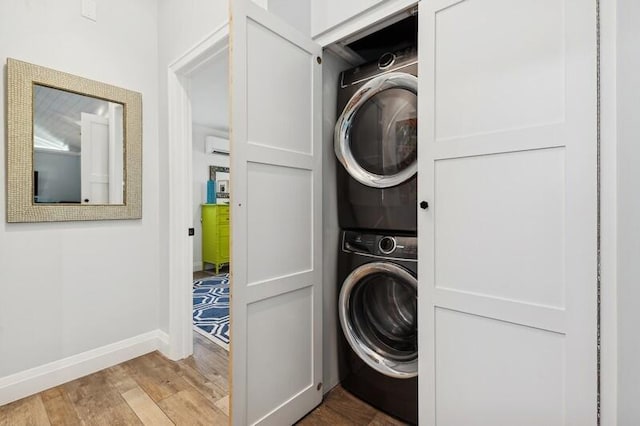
left=205, top=135, right=229, bottom=155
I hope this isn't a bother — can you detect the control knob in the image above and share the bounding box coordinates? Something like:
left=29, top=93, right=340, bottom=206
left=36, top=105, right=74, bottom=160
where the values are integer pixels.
left=378, top=236, right=397, bottom=255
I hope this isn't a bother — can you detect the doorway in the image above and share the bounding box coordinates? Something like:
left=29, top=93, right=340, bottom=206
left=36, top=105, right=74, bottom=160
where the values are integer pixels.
left=166, top=23, right=230, bottom=364
left=190, top=52, right=231, bottom=356
left=166, top=22, right=231, bottom=418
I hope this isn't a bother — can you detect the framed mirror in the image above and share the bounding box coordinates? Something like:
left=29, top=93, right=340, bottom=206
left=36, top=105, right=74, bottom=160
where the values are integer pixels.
left=6, top=58, right=142, bottom=222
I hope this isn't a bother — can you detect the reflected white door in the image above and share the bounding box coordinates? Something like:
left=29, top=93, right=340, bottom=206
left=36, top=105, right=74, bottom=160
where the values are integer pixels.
left=229, top=2, right=323, bottom=425
left=80, top=112, right=109, bottom=204
left=108, top=103, right=124, bottom=204
left=418, top=0, right=597, bottom=424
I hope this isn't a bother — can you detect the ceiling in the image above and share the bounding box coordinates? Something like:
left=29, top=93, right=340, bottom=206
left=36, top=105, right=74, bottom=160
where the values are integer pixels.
left=190, top=52, right=229, bottom=131
left=34, top=85, right=111, bottom=152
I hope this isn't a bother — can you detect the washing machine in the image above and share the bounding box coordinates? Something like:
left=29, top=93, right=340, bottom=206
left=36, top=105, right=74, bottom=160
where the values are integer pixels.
left=334, top=47, right=418, bottom=233
left=337, top=230, right=418, bottom=425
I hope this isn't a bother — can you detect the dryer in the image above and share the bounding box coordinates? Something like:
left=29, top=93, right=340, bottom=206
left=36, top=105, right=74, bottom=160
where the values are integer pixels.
left=337, top=230, right=417, bottom=425
left=334, top=48, right=418, bottom=233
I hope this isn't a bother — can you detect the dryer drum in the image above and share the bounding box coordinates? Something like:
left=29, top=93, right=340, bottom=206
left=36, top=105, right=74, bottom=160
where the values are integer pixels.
left=334, top=72, right=418, bottom=189
left=339, top=261, right=418, bottom=378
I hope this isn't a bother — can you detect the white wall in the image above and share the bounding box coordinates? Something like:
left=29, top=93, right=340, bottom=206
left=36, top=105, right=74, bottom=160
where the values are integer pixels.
left=190, top=55, right=229, bottom=131
left=157, top=0, right=230, bottom=332
left=192, top=125, right=229, bottom=271
left=312, top=0, right=383, bottom=36
left=310, top=0, right=415, bottom=46
left=267, top=0, right=311, bottom=36
left=34, top=151, right=81, bottom=203
left=617, top=0, right=640, bottom=423
left=0, top=0, right=159, bottom=378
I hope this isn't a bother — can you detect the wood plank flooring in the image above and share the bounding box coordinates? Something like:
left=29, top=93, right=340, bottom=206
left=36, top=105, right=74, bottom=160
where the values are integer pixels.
left=298, top=387, right=407, bottom=426
left=0, top=270, right=404, bottom=425
left=0, top=334, right=229, bottom=426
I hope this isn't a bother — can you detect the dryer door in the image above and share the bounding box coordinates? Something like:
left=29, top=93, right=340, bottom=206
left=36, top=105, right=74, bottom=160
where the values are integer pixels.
left=335, top=72, right=418, bottom=188
left=339, top=261, right=418, bottom=378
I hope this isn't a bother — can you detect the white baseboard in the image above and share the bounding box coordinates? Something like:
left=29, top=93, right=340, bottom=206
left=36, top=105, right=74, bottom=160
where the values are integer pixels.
left=156, top=330, right=171, bottom=358
left=193, top=261, right=202, bottom=272
left=0, top=329, right=169, bottom=406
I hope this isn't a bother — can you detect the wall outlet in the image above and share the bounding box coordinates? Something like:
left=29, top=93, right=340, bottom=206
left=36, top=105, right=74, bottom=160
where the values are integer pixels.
left=81, top=0, right=97, bottom=22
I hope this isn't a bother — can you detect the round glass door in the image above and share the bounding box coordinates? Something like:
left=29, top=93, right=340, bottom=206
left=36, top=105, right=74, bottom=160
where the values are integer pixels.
left=334, top=72, right=418, bottom=188
left=339, top=261, right=418, bottom=378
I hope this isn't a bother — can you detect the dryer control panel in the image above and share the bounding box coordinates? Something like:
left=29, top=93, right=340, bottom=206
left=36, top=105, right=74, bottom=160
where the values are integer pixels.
left=342, top=231, right=417, bottom=260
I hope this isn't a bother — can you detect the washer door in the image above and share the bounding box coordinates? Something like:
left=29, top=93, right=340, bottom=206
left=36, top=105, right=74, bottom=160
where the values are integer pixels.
left=334, top=72, right=418, bottom=188
left=339, top=261, right=418, bottom=378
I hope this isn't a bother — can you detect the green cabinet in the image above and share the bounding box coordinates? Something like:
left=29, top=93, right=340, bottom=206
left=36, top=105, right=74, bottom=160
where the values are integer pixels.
left=201, top=204, right=229, bottom=273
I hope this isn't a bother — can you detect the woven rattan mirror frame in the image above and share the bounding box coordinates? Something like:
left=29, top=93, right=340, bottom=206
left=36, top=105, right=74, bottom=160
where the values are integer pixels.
left=6, top=58, right=142, bottom=222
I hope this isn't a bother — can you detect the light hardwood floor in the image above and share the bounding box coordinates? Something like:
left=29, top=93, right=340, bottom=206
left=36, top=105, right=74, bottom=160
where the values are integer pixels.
left=0, top=333, right=229, bottom=425
left=1, top=271, right=404, bottom=425
left=298, top=387, right=407, bottom=426
left=0, top=334, right=404, bottom=425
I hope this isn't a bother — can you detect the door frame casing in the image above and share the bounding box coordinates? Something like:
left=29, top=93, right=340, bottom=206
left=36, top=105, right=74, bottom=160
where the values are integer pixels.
left=599, top=0, right=618, bottom=423
left=166, top=23, right=229, bottom=360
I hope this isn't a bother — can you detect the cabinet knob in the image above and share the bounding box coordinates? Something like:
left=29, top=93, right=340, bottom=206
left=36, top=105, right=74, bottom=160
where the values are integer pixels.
left=420, top=201, right=429, bottom=210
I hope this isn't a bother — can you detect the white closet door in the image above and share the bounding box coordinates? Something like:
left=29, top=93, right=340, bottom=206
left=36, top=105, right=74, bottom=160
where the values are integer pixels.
left=418, top=0, right=597, bottom=425
left=229, top=2, right=323, bottom=425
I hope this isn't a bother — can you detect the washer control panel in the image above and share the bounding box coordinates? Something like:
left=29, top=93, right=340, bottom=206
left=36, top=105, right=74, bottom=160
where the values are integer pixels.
left=340, top=46, right=417, bottom=88
left=342, top=231, right=417, bottom=260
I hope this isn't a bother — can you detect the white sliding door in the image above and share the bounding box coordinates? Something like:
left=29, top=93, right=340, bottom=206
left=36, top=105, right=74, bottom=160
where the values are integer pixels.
left=418, top=0, right=597, bottom=424
left=229, top=1, right=323, bottom=425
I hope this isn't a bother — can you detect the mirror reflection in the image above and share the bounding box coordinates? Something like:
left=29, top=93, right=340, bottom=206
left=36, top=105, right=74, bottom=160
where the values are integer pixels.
left=33, top=85, right=124, bottom=204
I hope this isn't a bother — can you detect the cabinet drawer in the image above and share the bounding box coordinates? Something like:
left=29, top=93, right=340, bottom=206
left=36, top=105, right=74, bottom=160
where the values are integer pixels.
left=217, top=213, right=230, bottom=225
left=218, top=225, right=230, bottom=238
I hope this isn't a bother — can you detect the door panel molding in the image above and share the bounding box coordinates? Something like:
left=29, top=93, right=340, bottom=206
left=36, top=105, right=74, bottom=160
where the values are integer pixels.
left=418, top=0, right=597, bottom=423
left=230, top=1, right=323, bottom=424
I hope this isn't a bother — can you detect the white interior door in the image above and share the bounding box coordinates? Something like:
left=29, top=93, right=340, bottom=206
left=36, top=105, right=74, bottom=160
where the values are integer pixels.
left=418, top=0, right=597, bottom=424
left=107, top=103, right=124, bottom=204
left=229, top=2, right=323, bottom=425
left=80, top=112, right=110, bottom=204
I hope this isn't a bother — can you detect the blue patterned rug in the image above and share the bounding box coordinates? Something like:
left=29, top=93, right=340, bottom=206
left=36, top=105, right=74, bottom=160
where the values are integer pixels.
left=193, top=274, right=230, bottom=350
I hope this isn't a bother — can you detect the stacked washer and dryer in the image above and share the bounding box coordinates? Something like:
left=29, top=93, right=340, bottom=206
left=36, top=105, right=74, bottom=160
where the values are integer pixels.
left=334, top=47, right=419, bottom=425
